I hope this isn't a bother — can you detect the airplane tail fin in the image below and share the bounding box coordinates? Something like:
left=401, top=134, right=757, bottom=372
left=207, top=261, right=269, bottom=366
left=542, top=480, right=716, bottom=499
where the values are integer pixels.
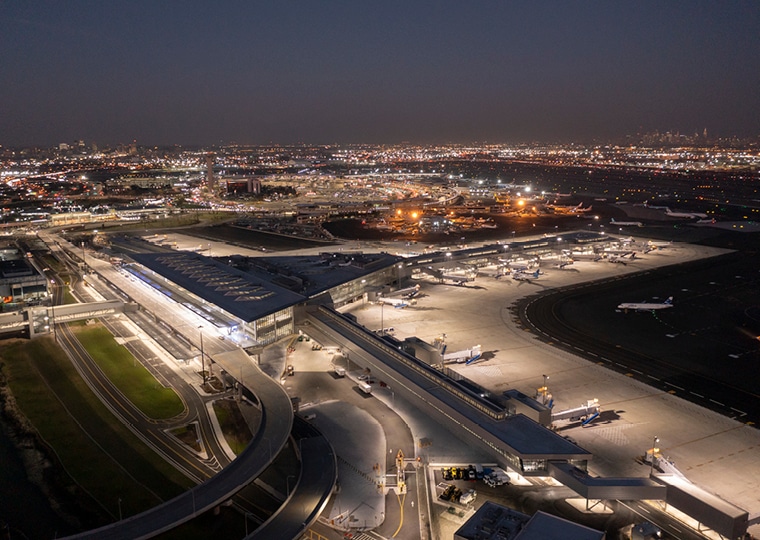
left=665, top=296, right=673, bottom=304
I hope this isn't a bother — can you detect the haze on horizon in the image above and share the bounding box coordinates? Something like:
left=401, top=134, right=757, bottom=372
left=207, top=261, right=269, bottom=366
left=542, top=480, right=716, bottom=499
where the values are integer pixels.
left=1, top=1, right=758, bottom=148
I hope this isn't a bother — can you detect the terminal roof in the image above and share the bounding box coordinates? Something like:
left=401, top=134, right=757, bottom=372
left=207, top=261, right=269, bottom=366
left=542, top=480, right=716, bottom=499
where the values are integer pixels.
left=130, top=252, right=306, bottom=322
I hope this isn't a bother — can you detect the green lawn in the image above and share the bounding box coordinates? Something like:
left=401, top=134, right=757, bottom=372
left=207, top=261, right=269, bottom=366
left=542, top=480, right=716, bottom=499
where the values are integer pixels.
left=212, top=399, right=253, bottom=455
left=0, top=337, right=192, bottom=523
left=74, top=325, right=184, bottom=420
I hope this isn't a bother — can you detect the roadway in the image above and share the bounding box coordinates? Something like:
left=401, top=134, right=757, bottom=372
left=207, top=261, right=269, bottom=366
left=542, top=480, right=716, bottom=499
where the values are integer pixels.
left=34, top=233, right=302, bottom=538
left=281, top=329, right=423, bottom=539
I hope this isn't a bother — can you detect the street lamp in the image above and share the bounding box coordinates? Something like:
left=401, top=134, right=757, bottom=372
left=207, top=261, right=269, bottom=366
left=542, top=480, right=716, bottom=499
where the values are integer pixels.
left=650, top=436, right=659, bottom=476
left=380, top=301, right=384, bottom=336
left=542, top=374, right=549, bottom=404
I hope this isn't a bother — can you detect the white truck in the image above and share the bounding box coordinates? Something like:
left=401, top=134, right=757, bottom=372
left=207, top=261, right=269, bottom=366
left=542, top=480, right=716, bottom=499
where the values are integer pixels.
left=334, top=365, right=346, bottom=377
left=459, top=488, right=477, bottom=505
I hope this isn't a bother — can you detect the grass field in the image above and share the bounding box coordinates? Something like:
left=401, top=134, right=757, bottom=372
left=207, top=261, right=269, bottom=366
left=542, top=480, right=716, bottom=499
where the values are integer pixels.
left=212, top=398, right=253, bottom=455
left=0, top=337, right=192, bottom=525
left=74, top=325, right=184, bottom=419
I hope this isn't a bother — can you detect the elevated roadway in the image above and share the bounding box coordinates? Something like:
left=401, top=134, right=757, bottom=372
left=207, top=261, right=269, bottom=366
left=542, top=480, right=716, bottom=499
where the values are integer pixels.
left=64, top=347, right=294, bottom=539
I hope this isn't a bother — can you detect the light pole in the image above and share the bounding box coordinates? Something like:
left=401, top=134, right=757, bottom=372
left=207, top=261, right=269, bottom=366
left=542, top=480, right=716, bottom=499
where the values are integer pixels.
left=542, top=374, right=549, bottom=404
left=118, top=497, right=122, bottom=521
left=380, top=301, right=384, bottom=336
left=650, top=436, right=659, bottom=476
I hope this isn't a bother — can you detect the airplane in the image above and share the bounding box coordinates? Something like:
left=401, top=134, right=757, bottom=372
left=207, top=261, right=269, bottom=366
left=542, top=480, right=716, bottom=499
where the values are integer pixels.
left=553, top=259, right=574, bottom=269
left=664, top=208, right=708, bottom=219
left=546, top=202, right=592, bottom=215
left=646, top=240, right=672, bottom=251
left=500, top=258, right=538, bottom=271
left=513, top=269, right=542, bottom=281
left=569, top=251, right=603, bottom=262
left=442, top=274, right=475, bottom=286
left=610, top=218, right=643, bottom=227
left=386, top=284, right=421, bottom=299
left=606, top=253, right=636, bottom=264
left=617, top=296, right=673, bottom=312
left=377, top=296, right=410, bottom=308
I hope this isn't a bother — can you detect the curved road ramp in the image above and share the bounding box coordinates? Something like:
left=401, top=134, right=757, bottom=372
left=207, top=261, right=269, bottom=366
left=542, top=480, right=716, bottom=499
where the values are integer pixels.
left=62, top=350, right=335, bottom=540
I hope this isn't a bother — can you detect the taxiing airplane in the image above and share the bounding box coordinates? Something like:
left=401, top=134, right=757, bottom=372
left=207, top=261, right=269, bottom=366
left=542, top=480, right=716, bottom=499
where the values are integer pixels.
left=617, top=296, right=673, bottom=312
left=664, top=208, right=708, bottom=219
left=610, top=218, right=643, bottom=227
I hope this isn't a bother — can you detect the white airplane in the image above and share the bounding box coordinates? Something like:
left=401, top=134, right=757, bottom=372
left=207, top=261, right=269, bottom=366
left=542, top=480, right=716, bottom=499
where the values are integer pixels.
left=386, top=284, right=421, bottom=299
left=610, top=218, right=643, bottom=227
left=500, top=258, right=538, bottom=271
left=665, top=208, right=708, bottom=219
left=513, top=269, right=542, bottom=281
left=377, top=296, right=410, bottom=308
left=569, top=251, right=602, bottom=262
left=617, top=296, right=673, bottom=312
left=442, top=274, right=475, bottom=285
left=646, top=240, right=672, bottom=251
left=606, top=252, right=636, bottom=264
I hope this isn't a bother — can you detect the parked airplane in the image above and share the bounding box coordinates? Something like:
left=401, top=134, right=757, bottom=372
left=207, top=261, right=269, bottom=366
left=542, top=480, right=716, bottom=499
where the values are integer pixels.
left=569, top=251, right=602, bottom=262
left=665, top=208, right=708, bottom=219
left=377, top=296, right=410, bottom=308
left=610, top=218, right=643, bottom=227
left=386, top=284, right=421, bottom=299
left=646, top=240, right=673, bottom=251
left=500, top=258, right=538, bottom=271
left=606, top=253, right=635, bottom=264
left=617, top=296, right=673, bottom=312
left=513, top=269, right=542, bottom=281
left=442, top=273, right=475, bottom=285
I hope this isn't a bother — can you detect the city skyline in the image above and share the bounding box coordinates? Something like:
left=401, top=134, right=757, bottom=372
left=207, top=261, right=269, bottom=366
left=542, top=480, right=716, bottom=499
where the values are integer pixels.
left=2, top=1, right=759, bottom=147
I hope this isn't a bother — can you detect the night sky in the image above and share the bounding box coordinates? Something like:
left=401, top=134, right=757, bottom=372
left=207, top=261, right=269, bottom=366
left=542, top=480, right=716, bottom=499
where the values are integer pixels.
left=2, top=1, right=758, bottom=147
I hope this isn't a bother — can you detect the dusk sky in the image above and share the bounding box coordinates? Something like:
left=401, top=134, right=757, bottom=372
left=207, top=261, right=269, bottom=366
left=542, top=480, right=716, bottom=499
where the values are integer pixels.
left=2, top=1, right=758, bottom=147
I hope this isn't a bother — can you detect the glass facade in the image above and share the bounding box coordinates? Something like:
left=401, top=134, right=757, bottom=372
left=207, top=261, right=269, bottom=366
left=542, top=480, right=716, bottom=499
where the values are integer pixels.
left=251, top=307, right=294, bottom=345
